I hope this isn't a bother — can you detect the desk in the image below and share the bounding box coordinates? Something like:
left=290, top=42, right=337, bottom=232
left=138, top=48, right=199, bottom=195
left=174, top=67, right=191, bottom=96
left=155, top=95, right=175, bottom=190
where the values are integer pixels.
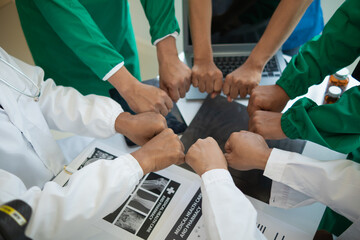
left=78, top=75, right=358, bottom=239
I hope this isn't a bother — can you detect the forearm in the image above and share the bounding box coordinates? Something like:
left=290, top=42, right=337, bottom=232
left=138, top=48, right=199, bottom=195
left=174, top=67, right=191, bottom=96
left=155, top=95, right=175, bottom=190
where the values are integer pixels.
left=277, top=0, right=360, bottom=98
left=189, top=0, right=213, bottom=62
left=140, top=0, right=180, bottom=45
left=201, top=169, right=265, bottom=239
left=156, top=36, right=179, bottom=64
left=281, top=86, right=360, bottom=154
left=247, top=0, right=312, bottom=70
left=0, top=155, right=143, bottom=239
left=264, top=149, right=360, bottom=223
left=39, top=79, right=123, bottom=138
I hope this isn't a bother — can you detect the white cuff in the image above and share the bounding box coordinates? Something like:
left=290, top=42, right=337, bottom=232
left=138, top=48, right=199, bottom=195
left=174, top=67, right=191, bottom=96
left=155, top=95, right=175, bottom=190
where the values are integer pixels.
left=201, top=169, right=233, bottom=186
left=102, top=62, right=124, bottom=81
left=153, top=32, right=179, bottom=46
left=264, top=148, right=291, bottom=182
left=116, top=153, right=144, bottom=179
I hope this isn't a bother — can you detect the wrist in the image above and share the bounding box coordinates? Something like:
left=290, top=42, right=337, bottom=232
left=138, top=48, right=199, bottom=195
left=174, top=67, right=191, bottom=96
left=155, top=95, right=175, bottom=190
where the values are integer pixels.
left=257, top=148, right=272, bottom=170
left=108, top=67, right=139, bottom=96
left=131, top=150, right=152, bottom=175
left=115, top=112, right=132, bottom=135
left=157, top=37, right=178, bottom=64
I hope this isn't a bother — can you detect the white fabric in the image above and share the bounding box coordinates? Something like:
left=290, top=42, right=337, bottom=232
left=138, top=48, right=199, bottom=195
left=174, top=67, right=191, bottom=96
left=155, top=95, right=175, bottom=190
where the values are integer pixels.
left=153, top=31, right=179, bottom=45
left=264, top=148, right=360, bottom=237
left=0, top=154, right=143, bottom=240
left=0, top=47, right=123, bottom=188
left=201, top=169, right=267, bottom=240
left=102, top=61, right=124, bottom=80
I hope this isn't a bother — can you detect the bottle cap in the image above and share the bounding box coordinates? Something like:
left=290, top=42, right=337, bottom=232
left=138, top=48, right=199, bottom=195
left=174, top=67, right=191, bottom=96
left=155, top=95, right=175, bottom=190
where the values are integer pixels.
left=334, top=68, right=349, bottom=80
left=328, top=86, right=342, bottom=98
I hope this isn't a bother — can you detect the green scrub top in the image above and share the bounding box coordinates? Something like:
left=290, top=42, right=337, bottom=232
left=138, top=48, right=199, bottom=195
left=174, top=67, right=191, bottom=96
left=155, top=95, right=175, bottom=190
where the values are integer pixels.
left=15, top=0, right=179, bottom=97
left=276, top=0, right=360, bottom=236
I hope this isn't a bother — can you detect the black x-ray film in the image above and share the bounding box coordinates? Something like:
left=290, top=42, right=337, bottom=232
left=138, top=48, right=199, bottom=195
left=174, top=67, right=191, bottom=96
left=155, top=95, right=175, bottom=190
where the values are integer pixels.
left=180, top=95, right=306, bottom=203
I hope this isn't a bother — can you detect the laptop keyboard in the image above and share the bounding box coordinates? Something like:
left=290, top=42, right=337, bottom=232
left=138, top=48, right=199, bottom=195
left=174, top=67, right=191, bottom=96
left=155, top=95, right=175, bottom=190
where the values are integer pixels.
left=192, top=56, right=281, bottom=77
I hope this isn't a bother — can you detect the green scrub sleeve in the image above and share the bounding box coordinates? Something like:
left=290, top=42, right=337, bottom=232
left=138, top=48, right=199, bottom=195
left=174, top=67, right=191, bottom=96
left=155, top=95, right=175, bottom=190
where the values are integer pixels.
left=33, top=0, right=124, bottom=80
left=281, top=86, right=360, bottom=154
left=276, top=0, right=360, bottom=99
left=140, top=0, right=180, bottom=45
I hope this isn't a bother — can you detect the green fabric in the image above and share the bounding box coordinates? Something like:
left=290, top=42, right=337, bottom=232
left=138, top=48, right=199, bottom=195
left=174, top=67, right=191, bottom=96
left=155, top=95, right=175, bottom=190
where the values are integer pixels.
left=16, top=0, right=179, bottom=97
left=276, top=0, right=360, bottom=99
left=277, top=0, right=360, bottom=235
left=281, top=86, right=360, bottom=154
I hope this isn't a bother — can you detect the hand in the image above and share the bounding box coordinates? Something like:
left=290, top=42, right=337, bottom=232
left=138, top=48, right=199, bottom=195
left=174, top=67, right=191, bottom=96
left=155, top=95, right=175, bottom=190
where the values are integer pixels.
left=108, top=67, right=173, bottom=117
left=157, top=36, right=191, bottom=102
left=247, top=85, right=290, bottom=116
left=191, top=60, right=223, bottom=98
left=223, top=61, right=262, bottom=100
left=123, top=81, right=173, bottom=117
left=185, top=137, right=227, bottom=176
left=159, top=58, right=192, bottom=102
left=224, top=131, right=271, bottom=171
left=249, top=111, right=286, bottom=139
left=131, top=129, right=185, bottom=174
left=115, top=112, right=167, bottom=146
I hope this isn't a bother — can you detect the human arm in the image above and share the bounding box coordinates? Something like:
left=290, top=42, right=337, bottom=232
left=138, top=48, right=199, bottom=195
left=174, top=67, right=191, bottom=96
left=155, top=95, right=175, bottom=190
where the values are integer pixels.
left=185, top=138, right=266, bottom=239
left=276, top=0, right=360, bottom=99
left=188, top=0, right=223, bottom=97
left=30, top=0, right=172, bottom=116
left=224, top=131, right=360, bottom=223
left=140, top=0, right=191, bottom=102
left=0, top=129, right=184, bottom=239
left=223, top=0, right=313, bottom=100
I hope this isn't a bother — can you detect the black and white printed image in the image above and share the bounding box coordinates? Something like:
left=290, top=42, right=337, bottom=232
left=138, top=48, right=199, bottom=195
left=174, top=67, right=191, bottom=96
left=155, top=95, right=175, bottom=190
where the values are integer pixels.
left=141, top=172, right=169, bottom=195
left=128, top=189, right=158, bottom=214
left=79, top=148, right=117, bottom=169
left=114, top=208, right=146, bottom=234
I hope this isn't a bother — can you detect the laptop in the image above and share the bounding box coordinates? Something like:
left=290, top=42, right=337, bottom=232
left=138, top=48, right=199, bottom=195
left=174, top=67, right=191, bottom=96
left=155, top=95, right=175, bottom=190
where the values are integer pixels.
left=183, top=0, right=287, bottom=99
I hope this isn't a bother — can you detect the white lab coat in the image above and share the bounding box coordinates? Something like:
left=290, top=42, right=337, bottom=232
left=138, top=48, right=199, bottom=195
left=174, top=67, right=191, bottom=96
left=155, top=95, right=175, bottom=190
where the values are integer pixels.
left=202, top=149, right=360, bottom=239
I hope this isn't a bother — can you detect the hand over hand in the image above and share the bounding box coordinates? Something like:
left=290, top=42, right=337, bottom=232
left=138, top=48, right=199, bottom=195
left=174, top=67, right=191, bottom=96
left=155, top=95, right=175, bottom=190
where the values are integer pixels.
left=191, top=60, right=223, bottom=98
left=131, top=129, right=185, bottom=174
left=223, top=61, right=262, bottom=100
left=159, top=57, right=192, bottom=102
left=115, top=112, right=167, bottom=146
left=225, top=131, right=271, bottom=171
left=185, top=137, right=227, bottom=176
left=247, top=85, right=290, bottom=116
left=249, top=110, right=286, bottom=139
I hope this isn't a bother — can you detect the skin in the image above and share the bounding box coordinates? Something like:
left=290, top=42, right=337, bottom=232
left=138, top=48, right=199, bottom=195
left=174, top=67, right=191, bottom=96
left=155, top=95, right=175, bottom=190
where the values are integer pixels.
left=115, top=112, right=167, bottom=146
left=224, top=131, right=272, bottom=171
left=189, top=0, right=312, bottom=101
left=249, top=110, right=287, bottom=140
left=247, top=85, right=290, bottom=116
left=185, top=137, right=227, bottom=176
left=131, top=129, right=185, bottom=175
left=157, top=37, right=192, bottom=102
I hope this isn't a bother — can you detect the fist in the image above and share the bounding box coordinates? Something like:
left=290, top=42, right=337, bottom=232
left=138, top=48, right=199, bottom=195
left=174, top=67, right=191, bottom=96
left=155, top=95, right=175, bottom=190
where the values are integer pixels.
left=225, top=131, right=271, bottom=171
left=131, top=129, right=185, bottom=174
left=185, top=137, right=227, bottom=176
left=115, top=112, right=167, bottom=146
left=249, top=111, right=286, bottom=140
left=191, top=60, right=223, bottom=97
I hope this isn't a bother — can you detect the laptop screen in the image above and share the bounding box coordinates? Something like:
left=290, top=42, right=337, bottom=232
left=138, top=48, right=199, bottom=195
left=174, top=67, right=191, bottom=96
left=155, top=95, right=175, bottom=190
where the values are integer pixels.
left=186, top=0, right=280, bottom=46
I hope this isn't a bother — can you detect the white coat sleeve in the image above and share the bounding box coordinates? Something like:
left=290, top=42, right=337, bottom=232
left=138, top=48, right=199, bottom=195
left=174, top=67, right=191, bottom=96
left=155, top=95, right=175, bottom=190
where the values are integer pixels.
left=0, top=154, right=143, bottom=240
left=201, top=169, right=266, bottom=240
left=38, top=78, right=123, bottom=138
left=264, top=148, right=360, bottom=223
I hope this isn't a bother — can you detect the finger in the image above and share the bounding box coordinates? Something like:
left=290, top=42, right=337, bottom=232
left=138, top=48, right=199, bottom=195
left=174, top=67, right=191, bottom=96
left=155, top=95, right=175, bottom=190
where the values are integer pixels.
left=223, top=77, right=230, bottom=95
left=179, top=141, right=185, bottom=152
left=247, top=96, right=260, bottom=117
left=211, top=92, right=219, bottom=99
left=198, top=79, right=206, bottom=93
left=179, top=85, right=186, bottom=99
left=224, top=139, right=231, bottom=153
left=213, top=76, right=223, bottom=93
left=169, top=87, right=180, bottom=102
left=158, top=103, right=169, bottom=117
left=227, top=95, right=233, bottom=102
left=164, top=95, right=174, bottom=111
left=230, top=86, right=239, bottom=99
left=185, top=77, right=191, bottom=92
left=239, top=85, right=248, bottom=99
left=205, top=78, right=214, bottom=94
left=192, top=75, right=199, bottom=88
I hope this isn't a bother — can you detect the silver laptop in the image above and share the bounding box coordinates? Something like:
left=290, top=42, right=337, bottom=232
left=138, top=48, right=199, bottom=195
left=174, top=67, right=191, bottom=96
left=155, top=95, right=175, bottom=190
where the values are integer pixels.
left=183, top=0, right=287, bottom=99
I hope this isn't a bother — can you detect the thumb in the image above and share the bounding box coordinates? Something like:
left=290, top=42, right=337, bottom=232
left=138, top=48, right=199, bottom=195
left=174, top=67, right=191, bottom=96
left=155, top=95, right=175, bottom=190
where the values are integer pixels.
left=224, top=139, right=232, bottom=153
